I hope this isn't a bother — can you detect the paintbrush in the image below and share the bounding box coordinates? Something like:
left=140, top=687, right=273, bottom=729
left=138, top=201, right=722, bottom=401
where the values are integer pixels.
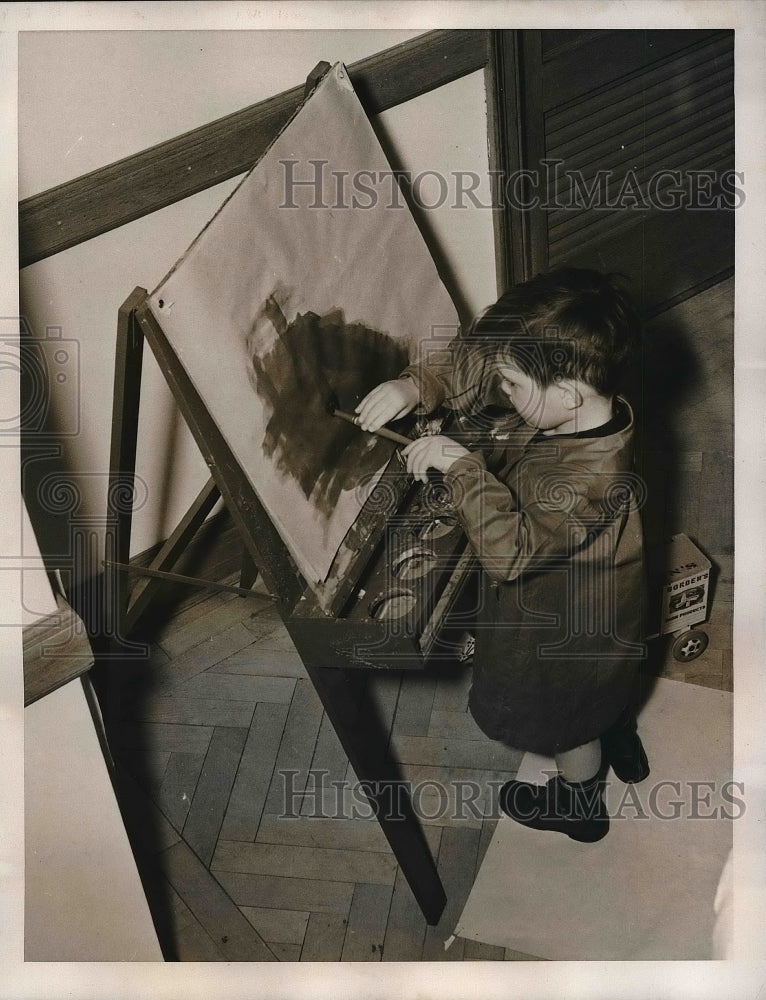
left=330, top=406, right=413, bottom=446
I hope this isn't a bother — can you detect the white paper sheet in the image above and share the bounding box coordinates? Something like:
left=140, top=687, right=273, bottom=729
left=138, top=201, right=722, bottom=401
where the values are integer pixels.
left=454, top=678, right=734, bottom=960
left=149, top=64, right=458, bottom=590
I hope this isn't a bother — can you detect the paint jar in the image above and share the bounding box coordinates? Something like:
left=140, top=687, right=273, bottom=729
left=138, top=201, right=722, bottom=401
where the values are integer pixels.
left=368, top=589, right=416, bottom=621
left=391, top=545, right=436, bottom=581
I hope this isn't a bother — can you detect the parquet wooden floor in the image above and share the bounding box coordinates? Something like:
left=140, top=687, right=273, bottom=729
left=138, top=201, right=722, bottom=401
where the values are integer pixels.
left=95, top=514, right=732, bottom=962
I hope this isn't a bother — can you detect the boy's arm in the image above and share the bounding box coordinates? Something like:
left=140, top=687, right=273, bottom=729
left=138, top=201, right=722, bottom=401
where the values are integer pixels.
left=399, top=334, right=496, bottom=416
left=443, top=454, right=590, bottom=584
left=397, top=359, right=453, bottom=415
left=357, top=334, right=508, bottom=432
left=356, top=340, right=463, bottom=430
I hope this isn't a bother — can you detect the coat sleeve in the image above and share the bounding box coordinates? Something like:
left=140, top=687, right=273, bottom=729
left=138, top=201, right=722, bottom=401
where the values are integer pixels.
left=398, top=335, right=502, bottom=415
left=443, top=452, right=596, bottom=584
left=397, top=364, right=452, bottom=415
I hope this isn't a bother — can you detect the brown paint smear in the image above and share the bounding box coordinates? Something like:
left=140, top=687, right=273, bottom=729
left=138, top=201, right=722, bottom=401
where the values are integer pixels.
left=247, top=299, right=410, bottom=520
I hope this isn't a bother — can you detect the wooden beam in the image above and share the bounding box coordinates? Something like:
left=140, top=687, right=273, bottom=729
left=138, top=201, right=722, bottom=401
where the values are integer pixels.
left=19, top=30, right=490, bottom=268
left=485, top=30, right=555, bottom=290
left=23, top=593, right=95, bottom=706
left=516, top=30, right=549, bottom=278
left=485, top=30, right=528, bottom=292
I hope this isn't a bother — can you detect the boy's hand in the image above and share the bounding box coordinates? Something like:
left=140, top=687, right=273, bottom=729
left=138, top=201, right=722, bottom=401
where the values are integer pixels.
left=355, top=378, right=419, bottom=432
left=402, top=435, right=470, bottom=483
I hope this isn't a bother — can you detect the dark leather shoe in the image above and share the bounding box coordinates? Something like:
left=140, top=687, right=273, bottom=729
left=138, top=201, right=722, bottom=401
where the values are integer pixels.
left=499, top=774, right=609, bottom=843
left=601, top=716, right=650, bottom=784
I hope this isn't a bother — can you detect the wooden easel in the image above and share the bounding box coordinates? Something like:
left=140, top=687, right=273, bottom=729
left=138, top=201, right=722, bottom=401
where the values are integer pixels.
left=105, top=283, right=449, bottom=924
left=97, top=60, right=508, bottom=925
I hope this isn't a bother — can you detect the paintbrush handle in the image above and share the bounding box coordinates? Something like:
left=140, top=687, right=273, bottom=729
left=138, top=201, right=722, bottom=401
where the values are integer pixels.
left=332, top=409, right=413, bottom=446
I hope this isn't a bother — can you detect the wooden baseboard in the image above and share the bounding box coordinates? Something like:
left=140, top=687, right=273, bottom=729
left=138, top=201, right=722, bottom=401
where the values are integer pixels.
left=23, top=592, right=94, bottom=706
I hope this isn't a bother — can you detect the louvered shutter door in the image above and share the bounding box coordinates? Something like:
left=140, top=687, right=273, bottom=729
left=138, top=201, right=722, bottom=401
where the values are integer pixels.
left=519, top=30, right=734, bottom=315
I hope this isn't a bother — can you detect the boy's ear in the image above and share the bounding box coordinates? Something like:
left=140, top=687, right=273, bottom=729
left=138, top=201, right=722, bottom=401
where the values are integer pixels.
left=558, top=379, right=583, bottom=410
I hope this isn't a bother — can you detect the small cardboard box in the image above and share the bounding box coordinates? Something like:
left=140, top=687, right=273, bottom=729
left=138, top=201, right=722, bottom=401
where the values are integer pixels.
left=658, top=533, right=711, bottom=634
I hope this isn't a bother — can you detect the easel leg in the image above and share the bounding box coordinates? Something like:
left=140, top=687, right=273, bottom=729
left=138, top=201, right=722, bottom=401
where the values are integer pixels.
left=103, top=287, right=148, bottom=656
left=239, top=546, right=259, bottom=592
left=300, top=659, right=446, bottom=925
left=124, top=476, right=221, bottom=634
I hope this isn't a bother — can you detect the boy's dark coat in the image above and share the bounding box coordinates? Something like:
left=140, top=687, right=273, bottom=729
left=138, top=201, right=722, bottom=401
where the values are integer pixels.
left=444, top=401, right=645, bottom=755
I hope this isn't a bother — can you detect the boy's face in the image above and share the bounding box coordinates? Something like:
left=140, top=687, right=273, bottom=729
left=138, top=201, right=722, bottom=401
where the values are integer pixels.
left=497, top=362, right=572, bottom=432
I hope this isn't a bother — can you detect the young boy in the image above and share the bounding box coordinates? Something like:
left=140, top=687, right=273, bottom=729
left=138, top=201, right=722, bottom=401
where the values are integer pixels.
left=356, top=268, right=648, bottom=843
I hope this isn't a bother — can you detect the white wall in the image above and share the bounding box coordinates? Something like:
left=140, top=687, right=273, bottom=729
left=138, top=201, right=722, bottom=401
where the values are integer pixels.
left=19, top=30, right=497, bottom=572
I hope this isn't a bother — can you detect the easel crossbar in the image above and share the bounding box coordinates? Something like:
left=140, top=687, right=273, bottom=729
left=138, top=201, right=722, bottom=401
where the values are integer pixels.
left=105, top=560, right=273, bottom=600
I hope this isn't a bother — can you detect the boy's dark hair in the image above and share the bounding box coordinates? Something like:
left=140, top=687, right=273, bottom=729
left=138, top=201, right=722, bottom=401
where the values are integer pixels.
left=469, top=268, right=640, bottom=396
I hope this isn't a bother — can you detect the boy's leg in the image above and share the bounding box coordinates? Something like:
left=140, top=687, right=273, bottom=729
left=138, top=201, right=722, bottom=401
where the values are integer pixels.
left=499, top=739, right=608, bottom=843
left=554, top=739, right=602, bottom=783
left=601, top=707, right=650, bottom=783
